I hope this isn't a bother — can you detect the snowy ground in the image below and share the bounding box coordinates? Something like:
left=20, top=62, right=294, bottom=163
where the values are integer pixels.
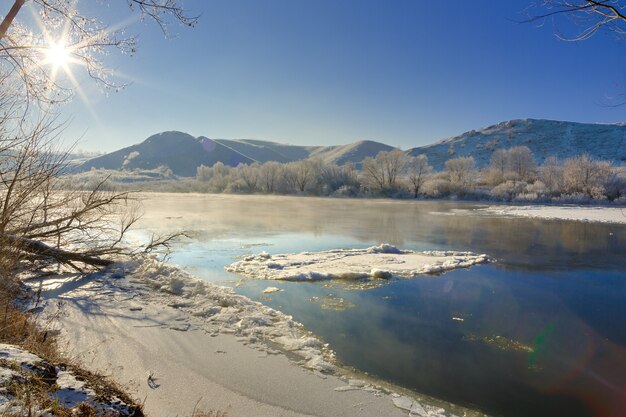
left=28, top=255, right=482, bottom=417
left=226, top=244, right=489, bottom=281
left=474, top=205, right=626, bottom=224
left=0, top=344, right=137, bottom=416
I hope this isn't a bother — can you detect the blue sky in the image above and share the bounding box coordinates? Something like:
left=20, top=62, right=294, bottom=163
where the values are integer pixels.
left=55, top=0, right=626, bottom=152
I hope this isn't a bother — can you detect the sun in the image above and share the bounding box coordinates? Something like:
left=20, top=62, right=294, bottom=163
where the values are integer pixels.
left=45, top=41, right=71, bottom=69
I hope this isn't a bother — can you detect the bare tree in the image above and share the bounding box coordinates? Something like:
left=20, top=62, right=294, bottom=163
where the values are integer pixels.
left=0, top=0, right=197, bottom=106
left=507, top=146, right=537, bottom=181
left=406, top=154, right=432, bottom=198
left=0, top=114, right=139, bottom=270
left=361, top=156, right=386, bottom=192
left=361, top=150, right=406, bottom=193
left=562, top=153, right=615, bottom=196
left=284, top=160, right=316, bottom=193
left=259, top=161, right=282, bottom=194
left=0, top=1, right=195, bottom=271
left=490, top=148, right=509, bottom=179
left=237, top=163, right=260, bottom=193
left=527, top=1, right=626, bottom=42
left=445, top=156, right=476, bottom=189
left=540, top=156, right=564, bottom=193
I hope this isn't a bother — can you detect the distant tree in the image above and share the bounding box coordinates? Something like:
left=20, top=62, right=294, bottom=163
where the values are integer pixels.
left=491, top=149, right=508, bottom=174
left=487, top=149, right=509, bottom=185
left=361, top=150, right=407, bottom=192
left=196, top=165, right=213, bottom=182
left=539, top=156, right=563, bottom=193
left=563, top=153, right=614, bottom=196
left=406, top=154, right=433, bottom=197
left=361, top=156, right=387, bottom=192
left=237, top=163, right=260, bottom=193
left=259, top=161, right=282, bottom=193
left=507, top=146, right=537, bottom=181
left=445, top=156, right=476, bottom=189
left=317, top=162, right=359, bottom=194
left=384, top=150, right=408, bottom=189
left=284, top=160, right=316, bottom=193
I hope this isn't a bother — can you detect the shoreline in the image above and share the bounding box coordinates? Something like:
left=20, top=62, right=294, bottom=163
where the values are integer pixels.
left=471, top=204, right=626, bottom=224
left=32, top=255, right=487, bottom=417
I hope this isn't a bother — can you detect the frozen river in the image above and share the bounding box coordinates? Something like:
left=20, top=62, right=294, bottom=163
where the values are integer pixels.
left=132, top=193, right=626, bottom=417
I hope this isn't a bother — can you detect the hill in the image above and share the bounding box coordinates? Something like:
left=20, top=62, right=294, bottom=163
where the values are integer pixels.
left=310, top=140, right=395, bottom=168
left=408, top=119, right=626, bottom=170
left=79, top=119, right=626, bottom=176
left=79, top=134, right=396, bottom=176
left=79, top=131, right=255, bottom=176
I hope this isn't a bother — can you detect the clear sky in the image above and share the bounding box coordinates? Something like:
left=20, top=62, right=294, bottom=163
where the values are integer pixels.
left=54, top=0, right=626, bottom=152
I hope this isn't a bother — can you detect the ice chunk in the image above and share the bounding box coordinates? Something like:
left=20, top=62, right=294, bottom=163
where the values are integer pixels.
left=226, top=245, right=489, bottom=281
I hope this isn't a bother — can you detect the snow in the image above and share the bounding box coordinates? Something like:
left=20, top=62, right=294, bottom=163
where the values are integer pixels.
left=28, top=255, right=474, bottom=417
left=0, top=344, right=41, bottom=365
left=225, top=244, right=490, bottom=281
left=262, top=286, right=282, bottom=293
left=0, top=344, right=134, bottom=415
left=408, top=118, right=626, bottom=170
left=477, top=205, right=626, bottom=224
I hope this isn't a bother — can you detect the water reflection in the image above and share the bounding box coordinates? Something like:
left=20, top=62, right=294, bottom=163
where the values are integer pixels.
left=134, top=194, right=626, bottom=417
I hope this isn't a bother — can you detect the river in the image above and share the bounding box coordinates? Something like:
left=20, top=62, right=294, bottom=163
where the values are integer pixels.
left=132, top=193, right=626, bottom=417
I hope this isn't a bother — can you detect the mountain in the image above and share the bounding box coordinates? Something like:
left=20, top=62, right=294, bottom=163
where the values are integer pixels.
left=408, top=119, right=626, bottom=170
left=80, top=132, right=255, bottom=176
left=79, top=134, right=396, bottom=176
left=310, top=140, right=395, bottom=168
left=211, top=139, right=321, bottom=164
left=79, top=119, right=626, bottom=176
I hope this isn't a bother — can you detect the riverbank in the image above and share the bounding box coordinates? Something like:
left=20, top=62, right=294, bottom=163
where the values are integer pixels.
left=29, top=255, right=485, bottom=417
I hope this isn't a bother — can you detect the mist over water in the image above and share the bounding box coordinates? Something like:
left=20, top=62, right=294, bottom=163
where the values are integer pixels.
left=133, top=194, right=626, bottom=417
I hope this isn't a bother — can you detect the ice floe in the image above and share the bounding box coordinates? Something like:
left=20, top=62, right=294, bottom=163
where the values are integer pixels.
left=226, top=244, right=490, bottom=281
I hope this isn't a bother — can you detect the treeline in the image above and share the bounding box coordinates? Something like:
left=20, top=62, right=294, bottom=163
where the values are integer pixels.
left=66, top=147, right=626, bottom=204
left=191, top=147, right=625, bottom=203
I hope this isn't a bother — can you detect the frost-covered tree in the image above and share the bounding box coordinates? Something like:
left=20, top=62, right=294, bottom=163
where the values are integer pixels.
left=0, top=1, right=195, bottom=270
left=284, top=160, right=316, bottom=193
left=237, top=163, right=260, bottom=193
left=407, top=154, right=432, bottom=197
left=259, top=161, right=282, bottom=193
left=507, top=146, right=537, bottom=181
left=445, top=156, right=476, bottom=189
left=563, top=154, right=614, bottom=196
left=539, top=156, right=563, bottom=194
left=361, top=150, right=406, bottom=192
left=0, top=0, right=197, bottom=106
left=490, top=149, right=508, bottom=177
left=318, top=162, right=359, bottom=195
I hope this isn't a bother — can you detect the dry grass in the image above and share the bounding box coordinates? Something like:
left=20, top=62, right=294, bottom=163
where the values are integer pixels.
left=0, top=270, right=59, bottom=361
left=0, top=268, right=226, bottom=417
left=0, top=268, right=144, bottom=416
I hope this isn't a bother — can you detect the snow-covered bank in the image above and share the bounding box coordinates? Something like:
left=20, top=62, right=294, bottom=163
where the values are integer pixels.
left=31, top=256, right=483, bottom=417
left=0, top=344, right=138, bottom=416
left=475, top=205, right=626, bottom=224
left=226, top=244, right=490, bottom=281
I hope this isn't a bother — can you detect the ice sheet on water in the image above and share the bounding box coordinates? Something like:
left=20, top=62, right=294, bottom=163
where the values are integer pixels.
left=225, top=244, right=490, bottom=281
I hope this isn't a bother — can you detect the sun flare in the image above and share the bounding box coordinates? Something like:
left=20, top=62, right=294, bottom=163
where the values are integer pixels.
left=45, top=41, right=71, bottom=69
